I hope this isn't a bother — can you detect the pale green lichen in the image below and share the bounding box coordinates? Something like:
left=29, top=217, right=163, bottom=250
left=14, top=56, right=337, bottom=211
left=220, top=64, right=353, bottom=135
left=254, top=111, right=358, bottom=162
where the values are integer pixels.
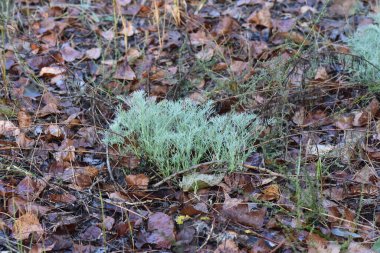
left=348, top=14, right=380, bottom=88
left=104, top=91, right=262, bottom=177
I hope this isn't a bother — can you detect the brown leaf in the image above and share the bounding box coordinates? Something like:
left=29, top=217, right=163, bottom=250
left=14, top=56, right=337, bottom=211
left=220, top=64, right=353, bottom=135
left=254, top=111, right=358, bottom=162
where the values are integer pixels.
left=147, top=212, right=175, bottom=249
left=27, top=53, right=64, bottom=70
left=114, top=61, right=136, bottom=80
left=347, top=242, right=375, bottom=253
left=18, top=109, right=32, bottom=130
left=0, top=120, right=20, bottom=137
left=54, top=139, right=76, bottom=162
left=13, top=212, right=44, bottom=240
left=353, top=111, right=369, bottom=127
left=15, top=176, right=47, bottom=201
left=60, top=44, right=84, bottom=62
left=39, top=66, right=66, bottom=77
left=247, top=4, right=272, bottom=28
left=250, top=239, right=272, bottom=253
left=352, top=165, right=379, bottom=185
left=195, top=48, right=214, bottom=61
left=42, top=92, right=60, bottom=106
left=49, top=193, right=77, bottom=204
left=125, top=174, right=149, bottom=190
left=45, top=125, right=64, bottom=139
left=77, top=126, right=96, bottom=147
left=37, top=103, right=61, bottom=117
left=292, top=107, right=306, bottom=126
left=7, top=196, right=51, bottom=216
left=329, top=0, right=358, bottom=17
left=101, top=29, right=115, bottom=41
left=80, top=225, right=102, bottom=241
left=30, top=241, right=55, bottom=253
left=85, top=48, right=102, bottom=60
left=73, top=244, right=98, bottom=253
left=116, top=0, right=131, bottom=6
left=190, top=30, right=211, bottom=46
left=0, top=179, right=15, bottom=197
left=335, top=114, right=353, bottom=130
left=214, top=239, right=241, bottom=253
left=212, top=16, right=239, bottom=36
left=260, top=184, right=280, bottom=201
left=314, top=66, right=329, bottom=80
left=61, top=166, right=99, bottom=188
left=222, top=194, right=266, bottom=229
left=101, top=216, right=115, bottom=231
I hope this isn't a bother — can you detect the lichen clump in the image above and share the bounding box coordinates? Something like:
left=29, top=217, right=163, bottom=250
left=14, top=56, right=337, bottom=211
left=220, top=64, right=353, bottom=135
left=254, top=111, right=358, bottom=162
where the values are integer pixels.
left=104, top=91, right=262, bottom=177
left=348, top=14, right=380, bottom=86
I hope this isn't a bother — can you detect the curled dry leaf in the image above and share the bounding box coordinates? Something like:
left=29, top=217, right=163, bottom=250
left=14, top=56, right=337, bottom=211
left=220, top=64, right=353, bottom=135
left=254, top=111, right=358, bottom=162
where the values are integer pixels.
left=0, top=120, right=20, bottom=137
left=125, top=174, right=149, bottom=190
left=39, top=66, right=66, bottom=77
left=18, top=109, right=32, bottom=130
left=13, top=212, right=44, bottom=240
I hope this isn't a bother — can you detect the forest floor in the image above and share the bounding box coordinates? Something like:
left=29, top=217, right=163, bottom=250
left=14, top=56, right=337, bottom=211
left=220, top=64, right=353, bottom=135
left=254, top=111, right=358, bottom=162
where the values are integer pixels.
left=0, top=0, right=380, bottom=252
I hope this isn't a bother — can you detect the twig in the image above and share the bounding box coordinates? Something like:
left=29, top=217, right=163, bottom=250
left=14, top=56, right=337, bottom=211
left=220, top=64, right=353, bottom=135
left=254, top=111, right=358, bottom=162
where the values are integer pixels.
left=197, top=218, right=215, bottom=252
left=242, top=163, right=287, bottom=179
left=106, top=145, right=116, bottom=182
left=269, top=239, right=286, bottom=253
left=153, top=160, right=223, bottom=188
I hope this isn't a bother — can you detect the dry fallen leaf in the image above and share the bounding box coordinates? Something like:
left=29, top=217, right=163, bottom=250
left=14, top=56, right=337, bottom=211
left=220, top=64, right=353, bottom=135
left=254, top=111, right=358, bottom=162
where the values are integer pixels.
left=37, top=103, right=61, bottom=117
left=0, top=120, right=20, bottom=137
left=212, top=16, right=239, bottom=36
left=147, top=212, right=175, bottom=249
left=18, top=109, right=32, bottom=130
left=260, top=184, right=280, bottom=201
left=39, top=66, right=66, bottom=76
left=85, top=48, right=102, bottom=60
left=214, top=239, right=241, bottom=253
left=222, top=194, right=266, bottom=229
left=125, top=174, right=149, bottom=190
left=114, top=61, right=136, bottom=80
left=13, top=212, right=44, bottom=240
left=247, top=3, right=273, bottom=28
left=8, top=196, right=51, bottom=216
left=60, top=44, right=84, bottom=62
left=15, top=176, right=47, bottom=201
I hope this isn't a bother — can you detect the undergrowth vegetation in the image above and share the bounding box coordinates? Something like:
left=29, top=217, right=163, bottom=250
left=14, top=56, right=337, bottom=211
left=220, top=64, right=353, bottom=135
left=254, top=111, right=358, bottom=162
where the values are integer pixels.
left=104, top=91, right=262, bottom=177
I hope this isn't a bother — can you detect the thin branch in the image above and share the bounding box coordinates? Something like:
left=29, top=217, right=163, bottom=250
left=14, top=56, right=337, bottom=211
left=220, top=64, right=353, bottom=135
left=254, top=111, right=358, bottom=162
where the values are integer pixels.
left=153, top=160, right=224, bottom=188
left=242, top=163, right=287, bottom=179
